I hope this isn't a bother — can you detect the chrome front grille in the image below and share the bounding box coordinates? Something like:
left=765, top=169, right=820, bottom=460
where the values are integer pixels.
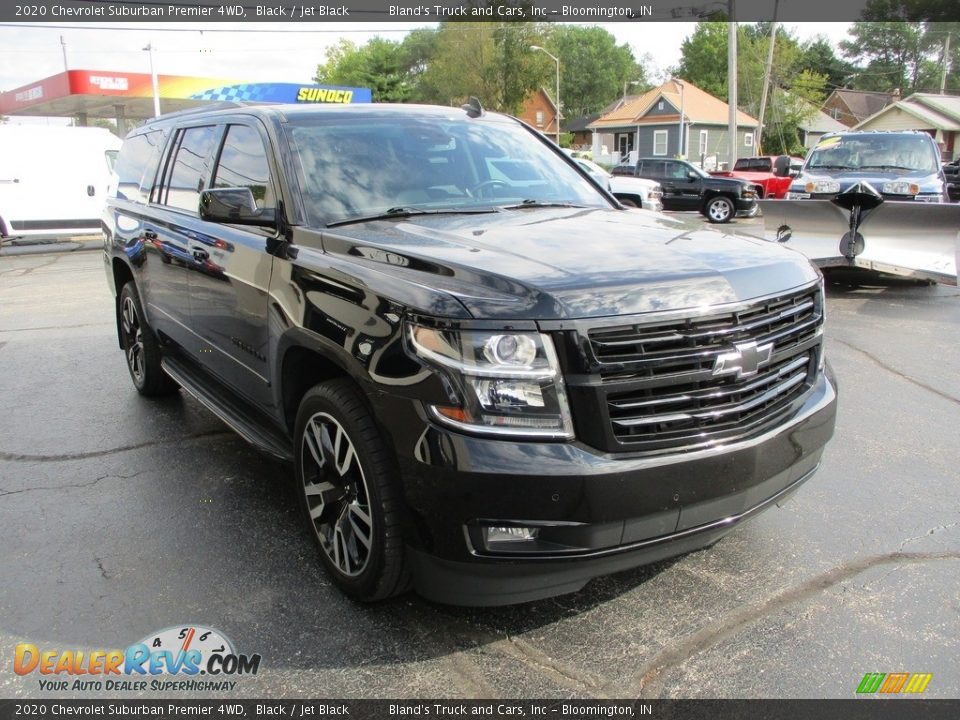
left=583, top=285, right=823, bottom=453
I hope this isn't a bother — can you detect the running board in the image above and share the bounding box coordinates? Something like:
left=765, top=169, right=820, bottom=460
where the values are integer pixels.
left=161, top=356, right=294, bottom=463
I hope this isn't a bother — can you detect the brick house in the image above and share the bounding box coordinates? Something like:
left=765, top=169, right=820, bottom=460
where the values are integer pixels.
left=518, top=87, right=560, bottom=141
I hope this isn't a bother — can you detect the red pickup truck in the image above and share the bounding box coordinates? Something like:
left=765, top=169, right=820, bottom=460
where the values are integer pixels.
left=710, top=155, right=797, bottom=199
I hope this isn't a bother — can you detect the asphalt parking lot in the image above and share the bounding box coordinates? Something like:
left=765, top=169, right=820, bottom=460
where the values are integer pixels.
left=0, top=247, right=957, bottom=699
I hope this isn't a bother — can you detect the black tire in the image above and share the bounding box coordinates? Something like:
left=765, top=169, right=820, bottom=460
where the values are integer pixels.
left=118, top=283, right=179, bottom=397
left=703, top=195, right=735, bottom=223
left=293, top=378, right=410, bottom=602
left=618, top=197, right=639, bottom=208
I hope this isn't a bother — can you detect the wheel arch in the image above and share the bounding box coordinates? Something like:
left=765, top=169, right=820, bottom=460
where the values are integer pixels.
left=112, top=258, right=136, bottom=350
left=275, top=331, right=380, bottom=437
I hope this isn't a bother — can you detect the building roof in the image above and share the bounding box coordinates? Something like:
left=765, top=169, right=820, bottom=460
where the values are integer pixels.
left=563, top=114, right=600, bottom=133
left=826, top=89, right=894, bottom=122
left=799, top=107, right=848, bottom=134
left=912, top=93, right=960, bottom=123
left=587, top=79, right=758, bottom=131
left=854, top=92, right=960, bottom=132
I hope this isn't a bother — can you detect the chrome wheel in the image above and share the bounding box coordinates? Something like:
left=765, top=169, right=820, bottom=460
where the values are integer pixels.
left=706, top=197, right=734, bottom=223
left=301, top=412, right=373, bottom=577
left=121, top=295, right=146, bottom=385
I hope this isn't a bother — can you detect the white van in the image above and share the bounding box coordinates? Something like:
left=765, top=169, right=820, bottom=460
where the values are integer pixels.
left=0, top=125, right=121, bottom=241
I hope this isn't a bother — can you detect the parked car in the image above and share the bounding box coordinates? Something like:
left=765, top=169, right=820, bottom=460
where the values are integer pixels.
left=0, top=125, right=121, bottom=241
left=710, top=155, right=794, bottom=199
left=104, top=102, right=836, bottom=606
left=612, top=158, right=758, bottom=223
left=787, top=131, right=948, bottom=202
left=572, top=156, right=663, bottom=211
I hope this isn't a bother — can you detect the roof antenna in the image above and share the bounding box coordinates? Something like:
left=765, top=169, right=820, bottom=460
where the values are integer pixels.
left=461, top=97, right=484, bottom=118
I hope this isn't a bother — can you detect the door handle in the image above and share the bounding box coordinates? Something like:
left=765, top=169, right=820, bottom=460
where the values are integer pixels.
left=87, top=185, right=96, bottom=197
left=191, top=246, right=210, bottom=261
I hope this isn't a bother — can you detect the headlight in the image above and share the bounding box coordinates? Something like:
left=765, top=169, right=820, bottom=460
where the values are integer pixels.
left=742, top=188, right=757, bottom=198
left=881, top=181, right=920, bottom=196
left=649, top=188, right=663, bottom=199
left=405, top=323, right=574, bottom=439
left=804, top=179, right=840, bottom=194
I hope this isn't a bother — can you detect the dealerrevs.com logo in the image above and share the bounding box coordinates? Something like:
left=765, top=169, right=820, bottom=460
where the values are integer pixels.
left=14, top=625, right=261, bottom=692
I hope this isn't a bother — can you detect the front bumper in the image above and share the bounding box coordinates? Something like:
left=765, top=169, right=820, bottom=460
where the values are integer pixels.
left=392, top=367, right=837, bottom=606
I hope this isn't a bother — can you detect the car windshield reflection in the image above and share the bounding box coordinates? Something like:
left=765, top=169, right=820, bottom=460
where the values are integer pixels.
left=285, top=115, right=609, bottom=226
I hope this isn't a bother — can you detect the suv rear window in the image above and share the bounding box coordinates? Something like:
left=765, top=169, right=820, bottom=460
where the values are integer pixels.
left=114, top=130, right=164, bottom=203
left=159, top=125, right=218, bottom=214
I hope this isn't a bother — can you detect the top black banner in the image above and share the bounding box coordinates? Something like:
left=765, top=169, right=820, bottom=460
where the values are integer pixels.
left=3, top=0, right=959, bottom=24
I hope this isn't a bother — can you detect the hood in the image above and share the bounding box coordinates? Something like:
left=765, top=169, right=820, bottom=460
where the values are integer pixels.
left=704, top=174, right=751, bottom=189
left=319, top=207, right=819, bottom=320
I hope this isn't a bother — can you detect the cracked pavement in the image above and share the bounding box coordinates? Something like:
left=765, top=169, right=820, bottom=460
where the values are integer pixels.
left=0, top=252, right=957, bottom=699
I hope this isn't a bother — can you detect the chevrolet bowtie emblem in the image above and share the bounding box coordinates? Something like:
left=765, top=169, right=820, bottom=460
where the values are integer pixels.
left=712, top=341, right=774, bottom=379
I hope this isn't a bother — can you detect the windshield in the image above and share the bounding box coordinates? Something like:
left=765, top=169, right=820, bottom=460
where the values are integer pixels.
left=285, top=114, right=610, bottom=226
left=806, top=134, right=939, bottom=173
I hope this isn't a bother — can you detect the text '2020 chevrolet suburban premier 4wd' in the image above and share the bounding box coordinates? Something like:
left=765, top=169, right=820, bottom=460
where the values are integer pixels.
left=104, top=103, right=837, bottom=606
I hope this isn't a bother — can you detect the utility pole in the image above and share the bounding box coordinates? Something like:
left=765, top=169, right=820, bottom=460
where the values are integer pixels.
left=727, top=0, right=738, bottom=169
left=677, top=79, right=685, bottom=157
left=60, top=36, right=68, bottom=71
left=941, top=32, right=952, bottom=95
left=756, top=0, right=779, bottom=155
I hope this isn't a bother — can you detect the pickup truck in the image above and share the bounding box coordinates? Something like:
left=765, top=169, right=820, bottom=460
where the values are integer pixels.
left=710, top=155, right=795, bottom=199
left=612, top=158, right=758, bottom=223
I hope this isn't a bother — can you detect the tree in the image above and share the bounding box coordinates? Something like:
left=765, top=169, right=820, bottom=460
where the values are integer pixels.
left=419, top=20, right=549, bottom=114
left=799, top=37, right=857, bottom=89
left=674, top=22, right=827, bottom=156
left=314, top=37, right=422, bottom=103
left=675, top=22, right=729, bottom=98
left=545, top=25, right=646, bottom=120
left=840, top=21, right=938, bottom=92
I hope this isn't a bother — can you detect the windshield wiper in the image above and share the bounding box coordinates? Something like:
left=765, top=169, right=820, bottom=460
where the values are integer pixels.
left=858, top=164, right=917, bottom=171
left=327, top=206, right=499, bottom=228
left=808, top=164, right=856, bottom=170
left=500, top=199, right=589, bottom=210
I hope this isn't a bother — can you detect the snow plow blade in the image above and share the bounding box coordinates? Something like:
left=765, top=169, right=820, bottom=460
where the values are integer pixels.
left=758, top=198, right=960, bottom=286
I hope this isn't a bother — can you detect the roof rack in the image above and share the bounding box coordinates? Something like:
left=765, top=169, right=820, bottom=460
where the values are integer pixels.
left=145, top=101, right=270, bottom=123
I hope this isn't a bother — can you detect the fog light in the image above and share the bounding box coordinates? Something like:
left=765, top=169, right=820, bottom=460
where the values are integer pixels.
left=485, top=526, right=539, bottom=543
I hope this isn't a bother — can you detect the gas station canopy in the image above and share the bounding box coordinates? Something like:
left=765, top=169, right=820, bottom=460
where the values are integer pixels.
left=0, top=69, right=371, bottom=123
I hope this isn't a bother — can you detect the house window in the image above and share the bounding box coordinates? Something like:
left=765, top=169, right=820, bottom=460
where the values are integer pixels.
left=653, top=129, right=668, bottom=156
left=699, top=130, right=708, bottom=157
left=744, top=132, right=754, bottom=148
left=658, top=101, right=664, bottom=110
left=535, top=111, right=544, bottom=127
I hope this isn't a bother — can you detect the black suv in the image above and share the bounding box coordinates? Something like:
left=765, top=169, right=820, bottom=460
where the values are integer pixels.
left=104, top=103, right=836, bottom=606
left=612, top=158, right=758, bottom=222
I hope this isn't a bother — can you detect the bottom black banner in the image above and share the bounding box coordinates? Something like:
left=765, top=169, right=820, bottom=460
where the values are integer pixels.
left=1, top=700, right=958, bottom=720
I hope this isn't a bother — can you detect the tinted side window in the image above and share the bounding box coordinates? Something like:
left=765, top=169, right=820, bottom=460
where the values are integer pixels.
left=212, top=125, right=274, bottom=209
left=115, top=131, right=162, bottom=202
left=641, top=161, right=665, bottom=177
left=162, top=125, right=218, bottom=214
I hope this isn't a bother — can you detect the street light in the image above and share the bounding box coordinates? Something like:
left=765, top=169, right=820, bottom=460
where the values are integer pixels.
left=530, top=45, right=560, bottom=146
left=143, top=42, right=161, bottom=118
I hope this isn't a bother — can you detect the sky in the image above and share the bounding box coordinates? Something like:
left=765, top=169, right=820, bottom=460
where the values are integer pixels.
left=0, top=21, right=853, bottom=122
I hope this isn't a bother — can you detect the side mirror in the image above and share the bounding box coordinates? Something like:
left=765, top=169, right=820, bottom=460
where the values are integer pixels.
left=687, top=170, right=698, bottom=181
left=199, top=188, right=276, bottom=227
left=773, top=155, right=791, bottom=177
